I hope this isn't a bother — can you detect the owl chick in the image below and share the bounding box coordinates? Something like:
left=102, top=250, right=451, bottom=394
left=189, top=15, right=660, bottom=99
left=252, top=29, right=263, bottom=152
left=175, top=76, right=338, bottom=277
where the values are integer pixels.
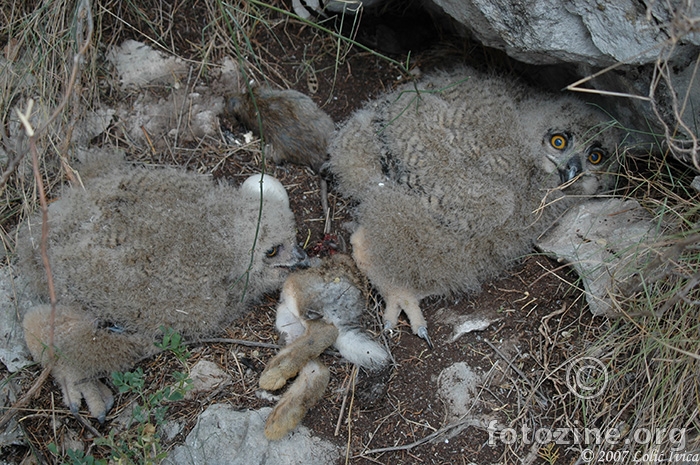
left=328, top=67, right=622, bottom=347
left=260, top=254, right=389, bottom=439
left=226, top=86, right=335, bottom=172
left=17, top=158, right=307, bottom=422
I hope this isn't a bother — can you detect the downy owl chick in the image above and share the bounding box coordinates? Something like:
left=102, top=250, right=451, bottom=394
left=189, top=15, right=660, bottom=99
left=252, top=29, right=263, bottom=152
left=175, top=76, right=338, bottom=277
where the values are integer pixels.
left=328, top=66, right=622, bottom=347
left=18, top=157, right=307, bottom=421
left=260, top=254, right=389, bottom=439
left=226, top=86, right=335, bottom=172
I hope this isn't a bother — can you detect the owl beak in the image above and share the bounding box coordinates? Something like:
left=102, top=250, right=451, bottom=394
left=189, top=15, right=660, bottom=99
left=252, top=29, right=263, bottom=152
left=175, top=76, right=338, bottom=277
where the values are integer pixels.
left=558, top=155, right=582, bottom=185
left=272, top=244, right=310, bottom=271
left=289, top=245, right=310, bottom=270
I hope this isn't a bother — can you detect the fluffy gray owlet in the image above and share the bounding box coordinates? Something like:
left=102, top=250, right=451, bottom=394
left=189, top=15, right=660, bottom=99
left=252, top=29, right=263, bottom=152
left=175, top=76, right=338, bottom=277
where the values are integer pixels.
left=226, top=86, right=335, bottom=172
left=328, top=66, right=622, bottom=347
left=18, top=157, right=307, bottom=421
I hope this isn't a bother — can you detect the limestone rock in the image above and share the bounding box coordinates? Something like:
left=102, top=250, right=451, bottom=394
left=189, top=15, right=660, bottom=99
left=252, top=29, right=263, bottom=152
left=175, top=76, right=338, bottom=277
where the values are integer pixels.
left=427, top=0, right=699, bottom=67
left=437, top=362, right=482, bottom=422
left=184, top=360, right=232, bottom=400
left=536, top=198, right=666, bottom=316
left=164, top=404, right=340, bottom=465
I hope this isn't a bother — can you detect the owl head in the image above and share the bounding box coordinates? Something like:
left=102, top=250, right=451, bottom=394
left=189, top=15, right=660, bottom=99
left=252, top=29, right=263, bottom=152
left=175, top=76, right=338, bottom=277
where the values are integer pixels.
left=231, top=174, right=309, bottom=299
left=531, top=98, right=622, bottom=197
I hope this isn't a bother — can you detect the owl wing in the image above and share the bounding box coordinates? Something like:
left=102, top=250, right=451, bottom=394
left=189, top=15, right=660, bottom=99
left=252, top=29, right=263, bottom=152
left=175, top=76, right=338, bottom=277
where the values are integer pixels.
left=374, top=84, right=524, bottom=233
left=36, top=169, right=233, bottom=334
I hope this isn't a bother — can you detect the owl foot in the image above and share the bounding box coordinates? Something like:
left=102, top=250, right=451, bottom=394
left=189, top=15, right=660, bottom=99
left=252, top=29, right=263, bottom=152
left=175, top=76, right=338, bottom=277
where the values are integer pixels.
left=61, top=377, right=114, bottom=423
left=382, top=291, right=433, bottom=348
left=383, top=318, right=433, bottom=348
left=416, top=326, right=433, bottom=349
left=382, top=320, right=395, bottom=333
left=23, top=304, right=155, bottom=423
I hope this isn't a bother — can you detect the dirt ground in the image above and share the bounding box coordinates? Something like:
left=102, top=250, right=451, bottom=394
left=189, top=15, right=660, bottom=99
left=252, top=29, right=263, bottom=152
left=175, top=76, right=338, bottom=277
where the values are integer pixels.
left=3, top=2, right=621, bottom=464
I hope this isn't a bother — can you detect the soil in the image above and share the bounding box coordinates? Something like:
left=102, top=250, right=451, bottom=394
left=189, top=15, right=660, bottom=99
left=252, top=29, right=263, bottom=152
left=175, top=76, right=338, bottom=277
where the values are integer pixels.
left=3, top=1, right=611, bottom=464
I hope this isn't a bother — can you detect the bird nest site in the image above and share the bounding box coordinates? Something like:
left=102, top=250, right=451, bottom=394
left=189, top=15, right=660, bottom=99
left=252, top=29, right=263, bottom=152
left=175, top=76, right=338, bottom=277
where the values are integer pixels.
left=1, top=1, right=699, bottom=464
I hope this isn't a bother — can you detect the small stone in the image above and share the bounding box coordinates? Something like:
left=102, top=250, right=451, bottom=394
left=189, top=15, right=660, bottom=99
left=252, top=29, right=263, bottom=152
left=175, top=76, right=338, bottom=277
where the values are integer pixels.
left=184, top=360, right=232, bottom=400
left=691, top=176, right=700, bottom=193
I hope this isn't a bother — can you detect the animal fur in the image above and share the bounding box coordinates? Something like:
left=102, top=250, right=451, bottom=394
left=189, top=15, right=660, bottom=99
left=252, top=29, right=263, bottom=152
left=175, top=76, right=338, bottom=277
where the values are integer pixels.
left=18, top=156, right=306, bottom=421
left=261, top=254, right=389, bottom=439
left=226, top=86, right=334, bottom=172
left=328, top=66, right=623, bottom=345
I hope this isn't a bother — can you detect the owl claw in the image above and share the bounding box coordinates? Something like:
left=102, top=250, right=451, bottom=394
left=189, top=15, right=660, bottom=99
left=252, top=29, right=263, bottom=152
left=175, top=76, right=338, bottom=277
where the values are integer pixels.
left=417, top=326, right=433, bottom=349
left=383, top=321, right=398, bottom=340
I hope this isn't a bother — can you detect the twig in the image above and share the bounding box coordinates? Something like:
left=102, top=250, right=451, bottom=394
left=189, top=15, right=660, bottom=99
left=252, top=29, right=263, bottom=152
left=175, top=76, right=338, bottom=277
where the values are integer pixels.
left=334, top=369, right=353, bottom=436
left=229, top=349, right=247, bottom=392
left=70, top=410, right=101, bottom=437
left=564, top=39, right=658, bottom=102
left=357, top=416, right=487, bottom=456
left=20, top=130, right=58, bottom=363
left=344, top=365, right=358, bottom=465
left=0, top=365, right=52, bottom=431
left=192, top=337, right=280, bottom=350
left=35, top=0, right=93, bottom=137
left=1, top=1, right=94, bottom=432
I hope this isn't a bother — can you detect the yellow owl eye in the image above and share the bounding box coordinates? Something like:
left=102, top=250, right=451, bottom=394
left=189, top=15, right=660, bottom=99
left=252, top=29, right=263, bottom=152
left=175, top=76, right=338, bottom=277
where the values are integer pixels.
left=265, top=246, right=279, bottom=258
left=550, top=134, right=567, bottom=150
left=588, top=150, right=604, bottom=165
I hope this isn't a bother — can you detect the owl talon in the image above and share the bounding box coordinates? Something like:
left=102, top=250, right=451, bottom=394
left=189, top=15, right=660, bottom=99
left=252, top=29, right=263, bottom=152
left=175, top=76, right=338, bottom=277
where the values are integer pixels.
left=417, top=326, right=433, bottom=349
left=383, top=321, right=398, bottom=340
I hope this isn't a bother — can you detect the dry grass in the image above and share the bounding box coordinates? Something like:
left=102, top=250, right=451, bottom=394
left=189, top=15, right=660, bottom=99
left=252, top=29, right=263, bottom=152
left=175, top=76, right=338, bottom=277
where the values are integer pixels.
left=579, top=151, right=700, bottom=457
left=1, top=0, right=90, bottom=251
